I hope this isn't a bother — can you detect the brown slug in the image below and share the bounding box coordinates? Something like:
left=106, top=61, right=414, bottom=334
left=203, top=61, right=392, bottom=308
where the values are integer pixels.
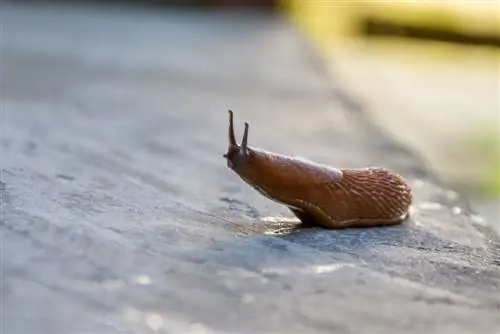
left=223, top=110, right=413, bottom=229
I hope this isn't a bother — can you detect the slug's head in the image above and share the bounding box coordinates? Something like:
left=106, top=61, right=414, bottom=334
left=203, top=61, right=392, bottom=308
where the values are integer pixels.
left=223, top=110, right=253, bottom=171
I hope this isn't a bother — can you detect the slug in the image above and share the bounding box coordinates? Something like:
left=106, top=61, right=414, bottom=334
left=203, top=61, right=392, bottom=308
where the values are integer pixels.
left=223, top=110, right=413, bottom=229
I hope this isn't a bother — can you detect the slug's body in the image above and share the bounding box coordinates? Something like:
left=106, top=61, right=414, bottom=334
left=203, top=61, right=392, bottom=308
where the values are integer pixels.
left=223, top=110, right=412, bottom=229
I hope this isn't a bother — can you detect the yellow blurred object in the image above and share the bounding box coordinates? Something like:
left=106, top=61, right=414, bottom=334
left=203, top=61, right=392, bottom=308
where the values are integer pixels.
left=281, top=0, right=500, bottom=58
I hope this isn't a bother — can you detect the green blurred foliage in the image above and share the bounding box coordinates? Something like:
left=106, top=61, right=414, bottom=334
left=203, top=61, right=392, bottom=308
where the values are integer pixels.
left=473, top=128, right=500, bottom=197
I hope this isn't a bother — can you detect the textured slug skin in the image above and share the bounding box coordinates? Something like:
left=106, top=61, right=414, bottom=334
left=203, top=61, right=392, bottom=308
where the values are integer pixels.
left=230, top=148, right=413, bottom=229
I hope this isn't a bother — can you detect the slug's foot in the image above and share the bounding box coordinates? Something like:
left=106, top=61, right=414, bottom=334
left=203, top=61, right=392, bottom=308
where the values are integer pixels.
left=289, top=208, right=323, bottom=228
left=290, top=207, right=410, bottom=230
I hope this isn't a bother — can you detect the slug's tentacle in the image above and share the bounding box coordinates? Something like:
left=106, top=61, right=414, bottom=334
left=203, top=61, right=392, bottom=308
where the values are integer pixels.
left=224, top=110, right=251, bottom=168
left=228, top=109, right=237, bottom=147
left=242, top=122, right=249, bottom=152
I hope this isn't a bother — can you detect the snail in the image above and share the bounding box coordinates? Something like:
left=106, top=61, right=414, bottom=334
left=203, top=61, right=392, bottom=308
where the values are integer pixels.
left=223, top=110, right=413, bottom=229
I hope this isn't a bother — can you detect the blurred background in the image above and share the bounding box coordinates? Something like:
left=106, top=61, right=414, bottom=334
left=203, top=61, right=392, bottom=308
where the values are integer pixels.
left=4, top=0, right=499, bottom=226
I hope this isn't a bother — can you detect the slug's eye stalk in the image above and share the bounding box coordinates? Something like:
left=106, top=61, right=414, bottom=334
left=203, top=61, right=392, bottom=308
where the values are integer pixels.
left=223, top=110, right=252, bottom=170
left=241, top=121, right=249, bottom=152
left=228, top=109, right=237, bottom=148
